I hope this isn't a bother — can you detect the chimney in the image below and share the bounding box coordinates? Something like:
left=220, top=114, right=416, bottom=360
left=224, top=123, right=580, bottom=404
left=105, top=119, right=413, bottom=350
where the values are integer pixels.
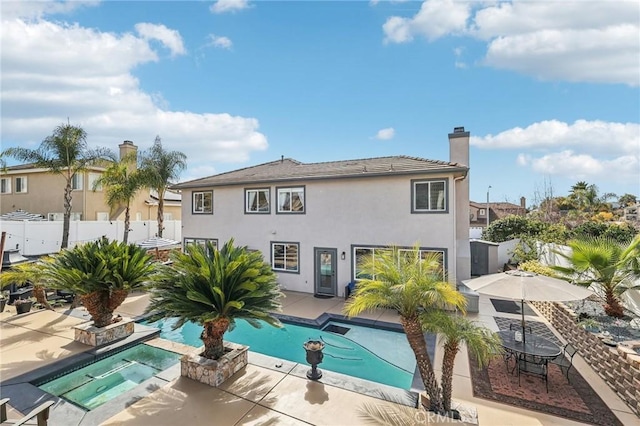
left=118, top=140, right=138, bottom=171
left=449, top=126, right=469, bottom=166
left=119, top=140, right=137, bottom=161
left=520, top=196, right=526, bottom=209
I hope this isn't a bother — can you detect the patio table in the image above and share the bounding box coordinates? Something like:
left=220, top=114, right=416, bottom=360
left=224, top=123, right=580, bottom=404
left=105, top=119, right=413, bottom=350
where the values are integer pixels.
left=498, top=330, right=561, bottom=360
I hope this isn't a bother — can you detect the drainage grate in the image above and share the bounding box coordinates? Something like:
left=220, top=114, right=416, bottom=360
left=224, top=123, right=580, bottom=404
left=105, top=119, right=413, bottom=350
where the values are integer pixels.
left=323, top=324, right=350, bottom=335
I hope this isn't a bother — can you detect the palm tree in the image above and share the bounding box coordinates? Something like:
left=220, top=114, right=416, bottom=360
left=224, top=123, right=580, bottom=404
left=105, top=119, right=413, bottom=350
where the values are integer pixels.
left=2, top=124, right=110, bottom=248
left=28, top=238, right=156, bottom=327
left=553, top=235, right=640, bottom=317
left=145, top=239, right=283, bottom=359
left=421, top=311, right=502, bottom=413
left=139, top=136, right=186, bottom=238
left=93, top=153, right=145, bottom=243
left=343, top=246, right=466, bottom=413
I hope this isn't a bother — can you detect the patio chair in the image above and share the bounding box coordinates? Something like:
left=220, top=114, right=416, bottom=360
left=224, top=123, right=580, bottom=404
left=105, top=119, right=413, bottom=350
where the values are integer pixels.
left=549, top=343, right=577, bottom=383
left=517, top=355, right=548, bottom=393
left=0, top=398, right=55, bottom=426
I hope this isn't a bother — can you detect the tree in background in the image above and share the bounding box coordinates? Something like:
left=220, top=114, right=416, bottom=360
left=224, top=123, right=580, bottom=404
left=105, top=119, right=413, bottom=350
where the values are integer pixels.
left=93, top=153, right=146, bottom=243
left=619, top=193, right=637, bottom=207
left=2, top=124, right=110, bottom=248
left=140, top=136, right=187, bottom=238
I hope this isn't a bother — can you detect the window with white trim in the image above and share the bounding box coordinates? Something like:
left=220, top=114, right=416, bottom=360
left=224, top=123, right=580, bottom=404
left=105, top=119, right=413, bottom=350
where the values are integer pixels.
left=88, top=173, right=102, bottom=191
left=245, top=188, right=270, bottom=213
left=184, top=238, right=218, bottom=256
left=15, top=177, right=27, bottom=193
left=71, top=173, right=83, bottom=190
left=353, top=246, right=445, bottom=281
left=479, top=208, right=486, bottom=216
left=192, top=191, right=213, bottom=214
left=0, top=178, right=11, bottom=194
left=412, top=179, right=446, bottom=212
left=277, top=187, right=304, bottom=213
left=271, top=242, right=299, bottom=272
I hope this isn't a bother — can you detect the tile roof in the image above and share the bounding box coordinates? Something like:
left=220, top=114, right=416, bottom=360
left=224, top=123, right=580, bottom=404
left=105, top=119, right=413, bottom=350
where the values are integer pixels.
left=173, top=156, right=467, bottom=189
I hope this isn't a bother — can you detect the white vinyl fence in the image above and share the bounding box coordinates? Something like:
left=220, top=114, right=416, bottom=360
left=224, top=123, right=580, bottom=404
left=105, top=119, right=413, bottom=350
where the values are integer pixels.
left=0, top=220, right=181, bottom=256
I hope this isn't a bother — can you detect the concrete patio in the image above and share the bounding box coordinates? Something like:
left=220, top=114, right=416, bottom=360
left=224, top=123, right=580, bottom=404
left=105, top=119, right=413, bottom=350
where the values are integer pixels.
left=0, top=291, right=636, bottom=425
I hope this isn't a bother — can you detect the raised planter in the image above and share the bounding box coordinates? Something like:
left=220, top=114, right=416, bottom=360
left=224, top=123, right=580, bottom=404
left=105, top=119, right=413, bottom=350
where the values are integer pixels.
left=181, top=341, right=249, bottom=387
left=73, top=317, right=134, bottom=346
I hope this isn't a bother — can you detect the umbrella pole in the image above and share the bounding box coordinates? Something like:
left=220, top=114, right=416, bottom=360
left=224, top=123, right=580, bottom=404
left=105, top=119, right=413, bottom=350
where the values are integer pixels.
left=521, top=299, right=526, bottom=345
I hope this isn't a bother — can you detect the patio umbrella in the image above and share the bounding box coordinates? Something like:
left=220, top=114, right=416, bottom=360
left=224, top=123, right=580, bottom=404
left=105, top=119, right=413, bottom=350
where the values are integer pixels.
left=463, top=270, right=592, bottom=343
left=136, top=237, right=180, bottom=259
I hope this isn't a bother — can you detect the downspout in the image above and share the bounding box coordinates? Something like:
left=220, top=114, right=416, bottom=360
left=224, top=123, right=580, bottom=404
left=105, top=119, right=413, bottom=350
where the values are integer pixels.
left=452, top=173, right=467, bottom=287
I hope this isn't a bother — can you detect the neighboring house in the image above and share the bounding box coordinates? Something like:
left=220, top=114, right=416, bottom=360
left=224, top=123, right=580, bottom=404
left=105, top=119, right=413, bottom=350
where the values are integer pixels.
left=173, top=127, right=472, bottom=297
left=623, top=203, right=638, bottom=222
left=470, top=198, right=527, bottom=228
left=0, top=141, right=182, bottom=223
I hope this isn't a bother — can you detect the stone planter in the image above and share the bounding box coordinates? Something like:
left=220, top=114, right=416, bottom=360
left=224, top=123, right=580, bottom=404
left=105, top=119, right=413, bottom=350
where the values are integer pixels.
left=181, top=341, right=249, bottom=387
left=418, top=394, right=478, bottom=425
left=73, top=317, right=134, bottom=346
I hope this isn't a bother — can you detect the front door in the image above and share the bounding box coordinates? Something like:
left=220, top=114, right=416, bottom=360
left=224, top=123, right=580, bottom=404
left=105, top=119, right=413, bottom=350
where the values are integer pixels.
left=315, top=248, right=337, bottom=296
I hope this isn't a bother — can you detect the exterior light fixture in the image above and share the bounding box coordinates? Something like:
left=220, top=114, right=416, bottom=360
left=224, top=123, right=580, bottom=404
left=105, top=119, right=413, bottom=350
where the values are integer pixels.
left=341, top=251, right=346, bottom=260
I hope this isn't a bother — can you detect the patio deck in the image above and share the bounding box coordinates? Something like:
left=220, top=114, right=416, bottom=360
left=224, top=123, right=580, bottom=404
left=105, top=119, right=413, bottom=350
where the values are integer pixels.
left=0, top=291, right=636, bottom=425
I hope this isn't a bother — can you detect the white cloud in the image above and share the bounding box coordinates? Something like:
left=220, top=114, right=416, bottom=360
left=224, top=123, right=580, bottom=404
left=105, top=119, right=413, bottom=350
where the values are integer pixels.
left=383, top=1, right=640, bottom=86
left=1, top=0, right=99, bottom=20
left=374, top=127, right=395, bottom=140
left=207, top=34, right=233, bottom=50
left=472, top=120, right=640, bottom=183
left=383, top=0, right=471, bottom=43
left=210, top=0, right=251, bottom=14
left=135, top=23, right=186, bottom=57
left=1, top=17, right=268, bottom=177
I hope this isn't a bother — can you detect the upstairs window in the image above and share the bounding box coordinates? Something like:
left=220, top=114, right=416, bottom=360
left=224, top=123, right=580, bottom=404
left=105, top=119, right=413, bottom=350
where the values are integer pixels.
left=88, top=173, right=102, bottom=191
left=0, top=178, right=11, bottom=194
left=71, top=173, right=83, bottom=190
left=245, top=188, right=270, bottom=213
left=193, top=191, right=213, bottom=214
left=15, top=177, right=27, bottom=193
left=277, top=186, right=305, bottom=213
left=412, top=179, right=446, bottom=213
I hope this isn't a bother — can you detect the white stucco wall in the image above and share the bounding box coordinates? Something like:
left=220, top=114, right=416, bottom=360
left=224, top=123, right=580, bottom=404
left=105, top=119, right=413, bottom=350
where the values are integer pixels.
left=181, top=173, right=463, bottom=296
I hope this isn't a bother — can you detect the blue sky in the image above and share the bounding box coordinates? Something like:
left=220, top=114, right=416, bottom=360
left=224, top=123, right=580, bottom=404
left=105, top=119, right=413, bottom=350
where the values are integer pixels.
left=1, top=0, right=639, bottom=205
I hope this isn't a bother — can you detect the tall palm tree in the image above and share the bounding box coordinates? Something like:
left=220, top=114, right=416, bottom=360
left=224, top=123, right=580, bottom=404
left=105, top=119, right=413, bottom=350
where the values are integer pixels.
left=145, top=239, right=283, bottom=359
left=139, top=136, right=186, bottom=238
left=343, top=246, right=466, bottom=413
left=421, top=311, right=502, bottom=413
left=93, top=153, right=145, bottom=243
left=2, top=124, right=110, bottom=248
left=28, top=238, right=156, bottom=327
left=553, top=235, right=640, bottom=317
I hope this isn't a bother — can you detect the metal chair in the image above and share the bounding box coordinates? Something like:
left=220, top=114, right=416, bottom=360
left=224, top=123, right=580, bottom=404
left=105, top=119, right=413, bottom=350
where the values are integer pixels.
left=549, top=343, right=577, bottom=383
left=517, top=355, right=548, bottom=393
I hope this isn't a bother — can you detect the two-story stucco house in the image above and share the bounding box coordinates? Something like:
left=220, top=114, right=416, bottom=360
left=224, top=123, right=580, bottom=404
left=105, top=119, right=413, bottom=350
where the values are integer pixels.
left=0, top=141, right=182, bottom=223
left=173, top=127, right=471, bottom=297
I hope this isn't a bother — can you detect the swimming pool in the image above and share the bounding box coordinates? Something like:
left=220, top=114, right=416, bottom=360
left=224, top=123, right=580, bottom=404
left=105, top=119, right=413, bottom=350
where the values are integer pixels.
left=148, top=318, right=417, bottom=389
left=38, top=344, right=180, bottom=410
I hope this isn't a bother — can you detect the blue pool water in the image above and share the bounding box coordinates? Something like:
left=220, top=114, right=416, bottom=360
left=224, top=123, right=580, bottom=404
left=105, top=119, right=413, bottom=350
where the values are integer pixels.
left=38, top=344, right=180, bottom=410
left=148, top=318, right=417, bottom=389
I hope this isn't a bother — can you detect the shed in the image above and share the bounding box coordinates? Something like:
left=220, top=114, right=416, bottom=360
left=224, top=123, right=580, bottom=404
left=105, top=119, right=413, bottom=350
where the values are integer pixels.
left=470, top=239, right=500, bottom=276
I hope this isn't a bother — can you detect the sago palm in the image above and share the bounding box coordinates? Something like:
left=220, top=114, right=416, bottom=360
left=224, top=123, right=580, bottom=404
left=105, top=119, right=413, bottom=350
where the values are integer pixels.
left=2, top=124, right=110, bottom=248
left=421, top=311, right=502, bottom=413
left=145, top=239, right=283, bottom=360
left=0, top=261, right=53, bottom=310
left=34, top=238, right=156, bottom=327
left=343, top=246, right=466, bottom=413
left=553, top=235, right=640, bottom=317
